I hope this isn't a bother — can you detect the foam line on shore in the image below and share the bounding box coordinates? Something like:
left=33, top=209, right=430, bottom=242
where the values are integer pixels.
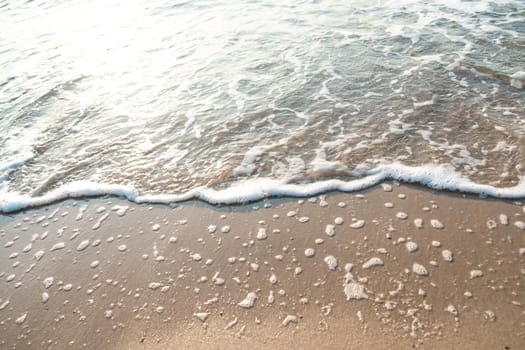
left=1, top=163, right=524, bottom=213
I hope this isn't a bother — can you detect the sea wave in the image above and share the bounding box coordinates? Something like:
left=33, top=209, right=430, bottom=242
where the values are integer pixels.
left=1, top=162, right=523, bottom=213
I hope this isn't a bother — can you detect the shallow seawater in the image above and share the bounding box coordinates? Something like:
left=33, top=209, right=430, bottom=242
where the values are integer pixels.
left=0, top=0, right=524, bottom=205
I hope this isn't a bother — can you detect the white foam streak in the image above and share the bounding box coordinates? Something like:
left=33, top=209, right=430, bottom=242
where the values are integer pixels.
left=0, top=182, right=136, bottom=213
left=1, top=163, right=524, bottom=213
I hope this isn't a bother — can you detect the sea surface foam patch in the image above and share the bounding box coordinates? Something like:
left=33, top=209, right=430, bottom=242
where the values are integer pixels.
left=0, top=163, right=524, bottom=213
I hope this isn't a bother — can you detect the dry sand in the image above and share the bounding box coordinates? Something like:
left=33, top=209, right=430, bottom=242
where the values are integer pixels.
left=0, top=183, right=524, bottom=349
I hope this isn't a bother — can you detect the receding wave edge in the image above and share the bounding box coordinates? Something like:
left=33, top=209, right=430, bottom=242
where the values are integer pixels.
left=1, top=163, right=524, bottom=213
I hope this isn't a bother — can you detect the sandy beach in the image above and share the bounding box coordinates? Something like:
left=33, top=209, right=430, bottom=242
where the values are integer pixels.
left=0, top=184, right=524, bottom=349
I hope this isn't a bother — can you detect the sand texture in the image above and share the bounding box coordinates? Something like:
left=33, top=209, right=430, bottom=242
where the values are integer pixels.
left=0, top=184, right=524, bottom=349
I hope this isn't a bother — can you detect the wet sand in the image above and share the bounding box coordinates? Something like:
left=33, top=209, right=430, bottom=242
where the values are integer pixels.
left=0, top=184, right=524, bottom=349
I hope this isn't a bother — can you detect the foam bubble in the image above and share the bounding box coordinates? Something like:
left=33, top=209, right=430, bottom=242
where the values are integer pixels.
left=282, top=315, right=298, bottom=327
left=381, top=184, right=393, bottom=192
left=442, top=249, right=453, bottom=262
left=343, top=269, right=367, bottom=300
left=238, top=292, right=257, bottom=308
left=76, top=240, right=90, bottom=251
left=225, top=318, right=238, bottom=329
left=111, top=205, right=129, bottom=217
left=487, top=220, right=497, bottom=230
left=514, top=221, right=525, bottom=230
left=0, top=300, right=9, bottom=310
left=212, top=272, right=225, bottom=286
left=267, top=290, right=275, bottom=304
left=406, top=241, right=418, bottom=253
left=362, top=257, right=383, bottom=269
left=470, top=270, right=483, bottom=279
left=50, top=242, right=65, bottom=251
left=430, top=219, right=444, bottom=229
left=446, top=304, right=458, bottom=317
left=92, top=213, right=109, bottom=230
left=256, top=228, right=267, bottom=240
left=194, top=312, right=209, bottom=322
left=148, top=282, right=162, bottom=290
left=75, top=205, right=87, bottom=221
left=34, top=250, right=44, bottom=261
left=325, top=224, right=335, bottom=237
left=191, top=253, right=202, bottom=261
left=15, top=313, right=27, bottom=325
left=412, top=263, right=428, bottom=276
left=324, top=255, right=338, bottom=270
left=350, top=220, right=365, bottom=229
left=304, top=248, right=315, bottom=257
left=43, top=277, right=54, bottom=289
left=396, top=212, right=408, bottom=220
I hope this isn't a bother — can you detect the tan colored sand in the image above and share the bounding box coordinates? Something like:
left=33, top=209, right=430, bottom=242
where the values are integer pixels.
left=0, top=184, right=524, bottom=349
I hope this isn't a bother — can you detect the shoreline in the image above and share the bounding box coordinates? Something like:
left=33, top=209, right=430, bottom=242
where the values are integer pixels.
left=0, top=183, right=524, bottom=349
left=2, top=162, right=525, bottom=214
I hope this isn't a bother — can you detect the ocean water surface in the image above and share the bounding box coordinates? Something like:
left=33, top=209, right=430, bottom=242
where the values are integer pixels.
left=0, top=0, right=524, bottom=211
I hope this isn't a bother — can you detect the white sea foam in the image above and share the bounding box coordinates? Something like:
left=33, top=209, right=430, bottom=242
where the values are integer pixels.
left=43, top=277, right=54, bottom=289
left=76, top=240, right=90, bottom=252
left=414, top=218, right=423, bottom=229
left=430, top=219, right=444, bottom=229
left=50, top=242, right=65, bottom=251
left=412, top=263, right=428, bottom=276
left=256, top=228, right=267, bottom=240
left=325, top=224, right=335, bottom=237
left=238, top=292, right=257, bottom=309
left=0, top=163, right=524, bottom=213
left=350, top=220, right=365, bottom=229
left=282, top=315, right=298, bottom=327
left=304, top=248, right=315, bottom=257
left=15, top=313, right=27, bottom=325
left=324, top=255, right=338, bottom=271
left=514, top=221, right=525, bottom=230
left=442, top=249, right=454, bottom=262
left=406, top=241, right=418, bottom=253
left=362, top=257, right=383, bottom=269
